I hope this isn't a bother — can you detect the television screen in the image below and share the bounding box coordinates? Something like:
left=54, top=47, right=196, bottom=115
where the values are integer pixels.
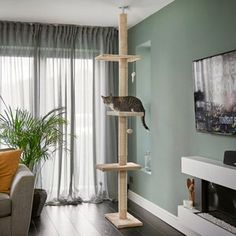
left=193, top=50, right=236, bottom=135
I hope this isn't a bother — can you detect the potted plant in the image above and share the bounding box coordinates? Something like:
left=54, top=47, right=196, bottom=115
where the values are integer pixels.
left=0, top=99, right=67, bottom=218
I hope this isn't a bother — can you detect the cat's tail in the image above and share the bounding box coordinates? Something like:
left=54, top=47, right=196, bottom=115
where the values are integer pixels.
left=141, top=113, right=149, bottom=130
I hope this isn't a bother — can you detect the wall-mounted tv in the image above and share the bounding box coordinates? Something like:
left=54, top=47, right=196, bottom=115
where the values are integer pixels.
left=193, top=49, right=236, bottom=135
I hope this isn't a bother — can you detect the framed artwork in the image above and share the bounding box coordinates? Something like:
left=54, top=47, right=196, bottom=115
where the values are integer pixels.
left=193, top=49, right=236, bottom=135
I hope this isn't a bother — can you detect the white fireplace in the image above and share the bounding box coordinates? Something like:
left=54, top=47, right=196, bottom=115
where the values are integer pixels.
left=178, top=156, right=236, bottom=236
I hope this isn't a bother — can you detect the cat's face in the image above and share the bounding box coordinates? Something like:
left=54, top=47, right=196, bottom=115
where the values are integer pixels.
left=101, top=95, right=113, bottom=105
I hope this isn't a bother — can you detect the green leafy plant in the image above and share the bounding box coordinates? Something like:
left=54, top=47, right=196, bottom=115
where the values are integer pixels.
left=0, top=98, right=66, bottom=170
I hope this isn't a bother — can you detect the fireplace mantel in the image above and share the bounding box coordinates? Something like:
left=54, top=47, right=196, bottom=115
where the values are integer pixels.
left=181, top=156, right=236, bottom=190
left=179, top=156, right=236, bottom=236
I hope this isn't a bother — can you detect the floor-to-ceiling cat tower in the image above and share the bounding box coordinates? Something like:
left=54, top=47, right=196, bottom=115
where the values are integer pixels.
left=96, top=8, right=143, bottom=229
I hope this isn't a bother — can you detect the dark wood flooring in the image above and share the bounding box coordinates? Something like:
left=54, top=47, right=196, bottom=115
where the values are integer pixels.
left=29, top=200, right=185, bottom=236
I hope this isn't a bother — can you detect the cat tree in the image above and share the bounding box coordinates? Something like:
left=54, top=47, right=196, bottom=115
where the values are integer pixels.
left=96, top=8, right=143, bottom=229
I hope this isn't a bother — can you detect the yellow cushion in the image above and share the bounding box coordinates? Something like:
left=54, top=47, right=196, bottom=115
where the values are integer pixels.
left=0, top=149, right=22, bottom=194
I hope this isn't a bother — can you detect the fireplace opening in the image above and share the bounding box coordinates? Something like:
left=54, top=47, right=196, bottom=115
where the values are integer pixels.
left=208, top=182, right=236, bottom=227
left=195, top=178, right=236, bottom=232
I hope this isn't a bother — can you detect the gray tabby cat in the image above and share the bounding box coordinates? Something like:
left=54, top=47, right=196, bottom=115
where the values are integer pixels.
left=101, top=95, right=149, bottom=130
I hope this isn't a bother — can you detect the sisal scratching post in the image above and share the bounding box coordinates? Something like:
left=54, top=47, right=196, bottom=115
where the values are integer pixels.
left=95, top=10, right=143, bottom=229
left=118, top=13, right=128, bottom=220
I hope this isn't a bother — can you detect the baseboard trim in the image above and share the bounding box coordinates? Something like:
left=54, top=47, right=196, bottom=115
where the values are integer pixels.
left=128, top=190, right=199, bottom=236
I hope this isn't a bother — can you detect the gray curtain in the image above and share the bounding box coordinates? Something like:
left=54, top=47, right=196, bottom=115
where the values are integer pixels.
left=0, top=21, right=118, bottom=204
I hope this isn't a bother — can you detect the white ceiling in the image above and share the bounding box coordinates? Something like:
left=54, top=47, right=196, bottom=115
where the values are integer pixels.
left=0, top=0, right=174, bottom=28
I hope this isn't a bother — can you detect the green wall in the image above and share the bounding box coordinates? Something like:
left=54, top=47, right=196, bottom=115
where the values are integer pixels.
left=128, top=0, right=236, bottom=215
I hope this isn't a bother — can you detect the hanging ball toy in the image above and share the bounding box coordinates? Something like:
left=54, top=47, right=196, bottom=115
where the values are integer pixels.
left=127, top=128, right=133, bottom=134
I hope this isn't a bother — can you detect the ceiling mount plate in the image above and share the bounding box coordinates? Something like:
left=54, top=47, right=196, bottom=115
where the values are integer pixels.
left=119, top=5, right=130, bottom=13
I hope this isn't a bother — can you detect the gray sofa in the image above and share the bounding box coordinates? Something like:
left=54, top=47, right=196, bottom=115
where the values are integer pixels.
left=0, top=164, right=34, bottom=236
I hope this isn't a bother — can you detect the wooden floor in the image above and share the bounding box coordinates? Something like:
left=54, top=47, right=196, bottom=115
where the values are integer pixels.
left=29, top=200, right=185, bottom=236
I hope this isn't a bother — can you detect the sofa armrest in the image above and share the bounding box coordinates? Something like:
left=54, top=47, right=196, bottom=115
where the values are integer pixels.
left=10, top=164, right=35, bottom=236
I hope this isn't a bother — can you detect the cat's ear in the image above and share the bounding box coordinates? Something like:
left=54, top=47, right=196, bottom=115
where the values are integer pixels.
left=101, top=95, right=105, bottom=100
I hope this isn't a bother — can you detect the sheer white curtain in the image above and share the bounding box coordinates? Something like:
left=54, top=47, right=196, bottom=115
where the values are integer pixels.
left=39, top=55, right=104, bottom=202
left=0, top=22, right=118, bottom=204
left=0, top=55, right=34, bottom=111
